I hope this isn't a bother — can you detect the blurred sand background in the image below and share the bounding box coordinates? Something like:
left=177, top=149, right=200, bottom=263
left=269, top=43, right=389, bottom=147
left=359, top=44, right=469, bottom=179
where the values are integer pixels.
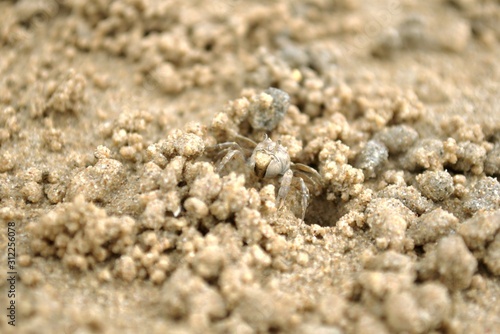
left=0, top=0, right=499, bottom=333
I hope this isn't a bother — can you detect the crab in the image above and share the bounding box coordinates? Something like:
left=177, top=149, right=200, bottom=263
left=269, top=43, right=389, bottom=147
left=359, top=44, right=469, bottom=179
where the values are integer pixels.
left=209, top=134, right=322, bottom=220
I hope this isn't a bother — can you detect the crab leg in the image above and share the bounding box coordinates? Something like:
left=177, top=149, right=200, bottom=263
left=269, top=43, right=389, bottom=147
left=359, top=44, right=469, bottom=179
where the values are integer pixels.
left=299, top=177, right=310, bottom=221
left=217, top=149, right=245, bottom=173
left=277, top=169, right=293, bottom=210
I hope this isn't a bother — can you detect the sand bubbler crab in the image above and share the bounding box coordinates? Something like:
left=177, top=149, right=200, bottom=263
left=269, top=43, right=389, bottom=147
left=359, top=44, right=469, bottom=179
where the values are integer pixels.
left=209, top=133, right=323, bottom=221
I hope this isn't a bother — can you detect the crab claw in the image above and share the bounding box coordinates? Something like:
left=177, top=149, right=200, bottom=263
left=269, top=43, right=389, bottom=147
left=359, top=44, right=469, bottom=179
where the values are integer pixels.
left=277, top=169, right=293, bottom=211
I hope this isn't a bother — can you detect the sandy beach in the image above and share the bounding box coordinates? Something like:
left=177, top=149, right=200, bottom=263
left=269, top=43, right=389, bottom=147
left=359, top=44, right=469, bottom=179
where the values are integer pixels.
left=0, top=1, right=499, bottom=333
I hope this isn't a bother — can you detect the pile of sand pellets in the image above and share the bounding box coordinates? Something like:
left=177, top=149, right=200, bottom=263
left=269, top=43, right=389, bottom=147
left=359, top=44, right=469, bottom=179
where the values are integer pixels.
left=0, top=0, right=499, bottom=333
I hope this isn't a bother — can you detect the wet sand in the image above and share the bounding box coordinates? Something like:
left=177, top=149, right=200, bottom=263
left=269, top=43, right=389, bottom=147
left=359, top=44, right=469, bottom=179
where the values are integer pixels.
left=0, top=1, right=499, bottom=333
